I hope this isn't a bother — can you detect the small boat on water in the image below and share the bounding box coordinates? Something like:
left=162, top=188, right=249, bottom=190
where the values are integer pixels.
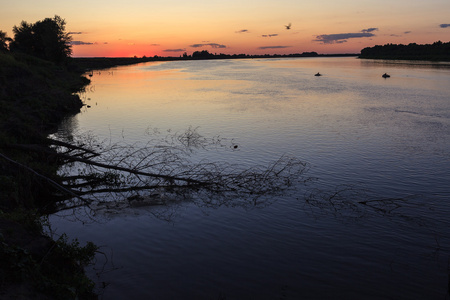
left=315, top=72, right=322, bottom=76
left=382, top=73, right=390, bottom=78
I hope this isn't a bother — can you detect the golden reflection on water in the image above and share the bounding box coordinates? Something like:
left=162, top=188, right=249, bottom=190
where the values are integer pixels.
left=81, top=63, right=257, bottom=136
left=73, top=57, right=450, bottom=160
left=79, top=64, right=325, bottom=149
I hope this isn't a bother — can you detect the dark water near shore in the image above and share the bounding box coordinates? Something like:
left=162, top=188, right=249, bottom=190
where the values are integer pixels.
left=51, top=57, right=450, bottom=299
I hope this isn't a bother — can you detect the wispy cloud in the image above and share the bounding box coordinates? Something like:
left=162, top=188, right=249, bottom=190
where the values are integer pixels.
left=314, top=28, right=377, bottom=44
left=258, top=45, right=290, bottom=50
left=440, top=24, right=450, bottom=28
left=262, top=34, right=278, bottom=38
left=150, top=43, right=160, bottom=46
left=163, top=48, right=186, bottom=52
left=68, top=32, right=84, bottom=35
left=236, top=29, right=249, bottom=33
left=190, top=43, right=226, bottom=49
left=361, top=28, right=378, bottom=33
left=390, top=30, right=411, bottom=37
left=70, top=41, right=94, bottom=45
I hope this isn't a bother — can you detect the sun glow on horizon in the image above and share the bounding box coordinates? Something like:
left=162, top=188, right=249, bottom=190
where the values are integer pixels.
left=1, top=0, right=450, bottom=57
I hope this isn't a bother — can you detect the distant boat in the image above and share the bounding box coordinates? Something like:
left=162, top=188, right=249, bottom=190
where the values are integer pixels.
left=315, top=72, right=322, bottom=76
left=382, top=73, right=390, bottom=78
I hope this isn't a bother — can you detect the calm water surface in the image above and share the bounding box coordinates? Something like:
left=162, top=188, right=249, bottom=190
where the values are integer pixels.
left=51, top=57, right=450, bottom=299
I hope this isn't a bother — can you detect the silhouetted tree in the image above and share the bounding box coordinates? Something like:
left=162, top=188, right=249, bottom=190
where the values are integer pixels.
left=192, top=50, right=213, bottom=59
left=0, top=30, right=12, bottom=51
left=10, top=15, right=72, bottom=63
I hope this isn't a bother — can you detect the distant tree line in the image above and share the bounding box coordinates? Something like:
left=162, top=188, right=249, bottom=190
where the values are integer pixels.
left=359, top=41, right=450, bottom=61
left=0, top=15, right=71, bottom=64
left=188, top=50, right=321, bottom=60
left=73, top=51, right=358, bottom=72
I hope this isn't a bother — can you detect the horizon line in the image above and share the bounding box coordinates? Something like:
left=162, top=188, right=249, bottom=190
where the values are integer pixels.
left=71, top=52, right=361, bottom=59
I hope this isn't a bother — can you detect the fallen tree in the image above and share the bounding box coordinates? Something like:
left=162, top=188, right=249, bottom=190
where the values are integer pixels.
left=3, top=128, right=311, bottom=214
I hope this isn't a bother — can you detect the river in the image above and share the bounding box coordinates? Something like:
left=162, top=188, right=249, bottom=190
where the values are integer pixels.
left=50, top=57, right=450, bottom=299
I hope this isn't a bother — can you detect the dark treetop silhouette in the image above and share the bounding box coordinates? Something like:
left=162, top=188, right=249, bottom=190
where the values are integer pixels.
left=359, top=41, right=450, bottom=61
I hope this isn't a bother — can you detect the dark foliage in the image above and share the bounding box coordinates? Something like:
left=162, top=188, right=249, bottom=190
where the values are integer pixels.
left=0, top=50, right=89, bottom=212
left=0, top=16, right=98, bottom=299
left=0, top=214, right=98, bottom=299
left=192, top=50, right=215, bottom=59
left=9, top=16, right=72, bottom=64
left=0, top=31, right=12, bottom=52
left=0, top=52, right=87, bottom=145
left=0, top=50, right=97, bottom=300
left=359, top=41, right=450, bottom=61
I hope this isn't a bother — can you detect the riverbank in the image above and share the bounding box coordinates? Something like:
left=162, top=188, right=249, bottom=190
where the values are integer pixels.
left=0, top=52, right=97, bottom=299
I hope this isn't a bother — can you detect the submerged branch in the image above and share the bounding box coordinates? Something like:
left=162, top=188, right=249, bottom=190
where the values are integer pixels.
left=47, top=138, right=100, bottom=157
left=304, top=184, right=428, bottom=224
left=6, top=127, right=311, bottom=214
left=8, top=143, right=205, bottom=185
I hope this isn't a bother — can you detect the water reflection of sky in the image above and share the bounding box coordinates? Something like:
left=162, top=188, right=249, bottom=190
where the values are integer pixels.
left=74, top=57, right=450, bottom=170
left=53, top=57, right=450, bottom=299
left=66, top=58, right=450, bottom=195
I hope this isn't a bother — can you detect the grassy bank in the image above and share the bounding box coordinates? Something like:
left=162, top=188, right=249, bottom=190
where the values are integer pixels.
left=0, top=53, right=88, bottom=144
left=0, top=52, right=90, bottom=208
left=0, top=52, right=97, bottom=299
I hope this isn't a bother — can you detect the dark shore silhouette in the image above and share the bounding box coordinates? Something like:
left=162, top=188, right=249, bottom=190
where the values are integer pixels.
left=359, top=41, right=450, bottom=61
left=72, top=51, right=358, bottom=71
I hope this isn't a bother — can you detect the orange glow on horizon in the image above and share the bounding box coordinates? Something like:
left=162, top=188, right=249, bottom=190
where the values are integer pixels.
left=2, top=0, right=449, bottom=58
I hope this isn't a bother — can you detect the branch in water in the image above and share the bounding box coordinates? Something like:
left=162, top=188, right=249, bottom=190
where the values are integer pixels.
left=6, top=127, right=311, bottom=214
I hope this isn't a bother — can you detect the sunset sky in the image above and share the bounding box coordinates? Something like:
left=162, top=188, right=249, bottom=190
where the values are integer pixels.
left=1, top=0, right=449, bottom=57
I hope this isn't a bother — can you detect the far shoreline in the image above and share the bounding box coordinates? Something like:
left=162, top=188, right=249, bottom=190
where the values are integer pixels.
left=71, top=53, right=360, bottom=71
left=71, top=42, right=450, bottom=71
